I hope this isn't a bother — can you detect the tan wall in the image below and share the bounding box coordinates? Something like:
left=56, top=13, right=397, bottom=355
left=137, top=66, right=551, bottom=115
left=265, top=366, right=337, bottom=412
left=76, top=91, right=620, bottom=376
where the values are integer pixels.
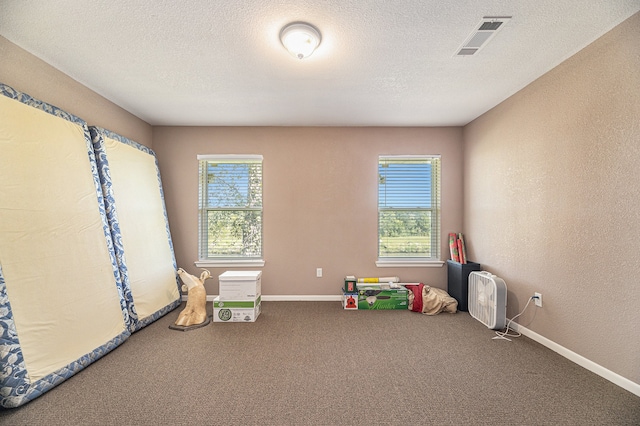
left=463, top=13, right=640, bottom=384
left=152, top=126, right=463, bottom=295
left=0, top=36, right=151, bottom=147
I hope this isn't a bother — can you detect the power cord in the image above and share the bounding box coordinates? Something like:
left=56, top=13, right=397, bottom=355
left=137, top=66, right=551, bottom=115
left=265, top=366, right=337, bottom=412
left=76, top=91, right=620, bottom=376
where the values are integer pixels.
left=492, top=295, right=538, bottom=341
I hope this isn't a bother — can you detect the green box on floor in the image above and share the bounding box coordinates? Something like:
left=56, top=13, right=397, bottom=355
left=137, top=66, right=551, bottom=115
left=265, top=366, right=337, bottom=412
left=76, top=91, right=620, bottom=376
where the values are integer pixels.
left=357, top=284, right=408, bottom=310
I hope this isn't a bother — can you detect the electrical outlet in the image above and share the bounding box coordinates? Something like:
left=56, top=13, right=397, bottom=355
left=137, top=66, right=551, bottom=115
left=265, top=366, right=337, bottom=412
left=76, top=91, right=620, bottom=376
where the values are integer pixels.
left=534, top=292, right=542, bottom=307
left=316, top=268, right=322, bottom=278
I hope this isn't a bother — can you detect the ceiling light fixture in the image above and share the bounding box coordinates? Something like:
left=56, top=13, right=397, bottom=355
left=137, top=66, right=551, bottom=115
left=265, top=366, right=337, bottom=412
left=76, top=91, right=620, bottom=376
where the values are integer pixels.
left=280, top=22, right=321, bottom=59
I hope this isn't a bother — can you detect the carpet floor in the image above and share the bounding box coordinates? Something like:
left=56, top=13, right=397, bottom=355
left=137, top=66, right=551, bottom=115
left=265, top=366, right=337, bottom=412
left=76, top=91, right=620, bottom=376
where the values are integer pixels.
left=1, top=301, right=639, bottom=425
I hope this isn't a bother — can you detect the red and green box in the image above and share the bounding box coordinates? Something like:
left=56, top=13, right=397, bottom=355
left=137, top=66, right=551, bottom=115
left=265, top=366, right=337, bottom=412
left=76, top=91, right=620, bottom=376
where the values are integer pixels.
left=344, top=277, right=357, bottom=293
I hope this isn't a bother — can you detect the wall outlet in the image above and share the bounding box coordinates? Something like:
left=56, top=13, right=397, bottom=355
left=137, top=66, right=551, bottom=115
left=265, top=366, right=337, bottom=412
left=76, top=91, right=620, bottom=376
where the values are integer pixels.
left=316, top=268, right=322, bottom=278
left=534, top=292, right=542, bottom=307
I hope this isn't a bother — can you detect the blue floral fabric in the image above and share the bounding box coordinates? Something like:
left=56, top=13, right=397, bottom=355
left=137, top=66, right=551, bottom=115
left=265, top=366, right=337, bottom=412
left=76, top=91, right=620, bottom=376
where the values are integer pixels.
left=89, top=126, right=180, bottom=332
left=0, top=83, right=131, bottom=408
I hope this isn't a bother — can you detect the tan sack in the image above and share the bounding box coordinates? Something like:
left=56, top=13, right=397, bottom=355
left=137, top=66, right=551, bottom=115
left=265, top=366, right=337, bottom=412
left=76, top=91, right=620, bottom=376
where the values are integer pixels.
left=421, top=286, right=458, bottom=315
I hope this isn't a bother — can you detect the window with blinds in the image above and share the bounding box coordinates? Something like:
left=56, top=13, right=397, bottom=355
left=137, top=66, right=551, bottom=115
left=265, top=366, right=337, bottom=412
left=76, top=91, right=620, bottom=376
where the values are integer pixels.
left=198, top=155, right=263, bottom=260
left=378, top=155, right=441, bottom=260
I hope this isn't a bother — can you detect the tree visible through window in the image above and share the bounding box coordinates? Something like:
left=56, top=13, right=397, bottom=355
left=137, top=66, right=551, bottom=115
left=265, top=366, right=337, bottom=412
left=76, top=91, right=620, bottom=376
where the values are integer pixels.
left=198, top=155, right=262, bottom=260
left=378, top=156, right=440, bottom=260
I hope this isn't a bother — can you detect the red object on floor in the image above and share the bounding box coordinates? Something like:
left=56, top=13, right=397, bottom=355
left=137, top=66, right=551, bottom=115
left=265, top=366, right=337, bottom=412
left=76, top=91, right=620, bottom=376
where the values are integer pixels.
left=405, top=283, right=425, bottom=312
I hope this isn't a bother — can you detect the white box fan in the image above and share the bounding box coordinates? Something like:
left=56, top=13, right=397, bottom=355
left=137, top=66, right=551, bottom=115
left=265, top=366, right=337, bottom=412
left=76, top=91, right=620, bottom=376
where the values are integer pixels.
left=468, top=271, right=507, bottom=330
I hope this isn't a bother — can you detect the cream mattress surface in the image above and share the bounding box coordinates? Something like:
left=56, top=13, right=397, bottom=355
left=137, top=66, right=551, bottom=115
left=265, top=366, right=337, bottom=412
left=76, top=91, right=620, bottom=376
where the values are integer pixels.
left=105, top=137, right=180, bottom=319
left=0, top=95, right=128, bottom=382
left=92, top=129, right=179, bottom=329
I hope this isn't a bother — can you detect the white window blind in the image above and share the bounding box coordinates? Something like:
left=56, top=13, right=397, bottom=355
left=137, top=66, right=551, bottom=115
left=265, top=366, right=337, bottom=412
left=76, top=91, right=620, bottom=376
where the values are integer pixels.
left=378, top=155, right=441, bottom=260
left=198, top=155, right=263, bottom=260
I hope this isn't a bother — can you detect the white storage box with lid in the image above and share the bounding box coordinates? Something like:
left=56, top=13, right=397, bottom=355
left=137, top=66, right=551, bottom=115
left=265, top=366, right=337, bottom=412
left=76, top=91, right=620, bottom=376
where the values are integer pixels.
left=218, top=270, right=262, bottom=300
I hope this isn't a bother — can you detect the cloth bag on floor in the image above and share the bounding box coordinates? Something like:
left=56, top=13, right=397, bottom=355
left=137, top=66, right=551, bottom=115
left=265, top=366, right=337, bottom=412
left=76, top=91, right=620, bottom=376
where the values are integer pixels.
left=407, top=283, right=458, bottom=315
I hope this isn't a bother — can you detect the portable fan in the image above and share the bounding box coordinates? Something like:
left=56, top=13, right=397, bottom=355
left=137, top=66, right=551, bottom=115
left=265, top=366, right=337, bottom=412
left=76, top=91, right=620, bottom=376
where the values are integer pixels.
left=468, top=271, right=507, bottom=330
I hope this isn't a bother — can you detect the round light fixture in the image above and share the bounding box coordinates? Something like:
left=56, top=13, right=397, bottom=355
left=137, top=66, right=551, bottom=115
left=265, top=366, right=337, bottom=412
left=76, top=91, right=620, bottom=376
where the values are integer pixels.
left=280, top=22, right=321, bottom=59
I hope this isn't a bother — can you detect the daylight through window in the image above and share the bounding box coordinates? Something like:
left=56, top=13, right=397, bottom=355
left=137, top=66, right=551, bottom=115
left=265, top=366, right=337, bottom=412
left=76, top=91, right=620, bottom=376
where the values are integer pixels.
left=198, top=155, right=263, bottom=260
left=378, top=155, right=440, bottom=260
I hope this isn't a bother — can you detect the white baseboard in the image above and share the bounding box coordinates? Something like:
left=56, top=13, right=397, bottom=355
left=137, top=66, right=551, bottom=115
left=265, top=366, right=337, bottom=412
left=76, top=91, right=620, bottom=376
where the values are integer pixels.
left=260, top=295, right=342, bottom=302
left=510, top=322, right=640, bottom=397
left=182, top=295, right=342, bottom=302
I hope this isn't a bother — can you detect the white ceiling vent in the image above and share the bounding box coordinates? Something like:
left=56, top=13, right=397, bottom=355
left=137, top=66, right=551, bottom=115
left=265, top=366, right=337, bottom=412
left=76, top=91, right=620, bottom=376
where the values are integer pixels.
left=455, top=16, right=511, bottom=56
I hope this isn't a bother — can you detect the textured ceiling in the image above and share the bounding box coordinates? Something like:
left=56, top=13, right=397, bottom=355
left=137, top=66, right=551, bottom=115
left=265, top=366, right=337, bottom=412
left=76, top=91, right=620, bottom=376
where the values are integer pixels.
left=1, top=1, right=638, bottom=126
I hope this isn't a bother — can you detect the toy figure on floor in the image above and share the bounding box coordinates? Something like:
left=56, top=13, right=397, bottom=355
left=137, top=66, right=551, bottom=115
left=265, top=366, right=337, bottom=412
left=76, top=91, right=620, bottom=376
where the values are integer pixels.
left=170, top=268, right=211, bottom=331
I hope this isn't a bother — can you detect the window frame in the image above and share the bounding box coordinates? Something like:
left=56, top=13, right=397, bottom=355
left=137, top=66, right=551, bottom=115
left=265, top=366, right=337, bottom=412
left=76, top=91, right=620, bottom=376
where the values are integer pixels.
left=376, top=155, right=443, bottom=268
left=195, top=154, right=265, bottom=268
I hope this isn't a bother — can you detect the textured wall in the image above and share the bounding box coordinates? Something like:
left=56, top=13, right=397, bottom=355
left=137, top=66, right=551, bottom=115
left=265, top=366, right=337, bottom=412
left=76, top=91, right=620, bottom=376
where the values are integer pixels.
left=463, top=13, right=640, bottom=384
left=152, top=126, right=463, bottom=295
left=0, top=36, right=152, bottom=147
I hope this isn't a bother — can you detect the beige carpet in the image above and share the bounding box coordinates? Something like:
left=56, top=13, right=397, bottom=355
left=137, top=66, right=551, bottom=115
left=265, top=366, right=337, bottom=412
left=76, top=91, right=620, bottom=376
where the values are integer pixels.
left=1, top=301, right=639, bottom=425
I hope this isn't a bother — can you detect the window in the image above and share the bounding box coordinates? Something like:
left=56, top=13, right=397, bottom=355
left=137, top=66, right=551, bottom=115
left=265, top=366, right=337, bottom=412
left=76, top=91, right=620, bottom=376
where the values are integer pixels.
left=377, top=155, right=441, bottom=265
left=197, top=155, right=263, bottom=266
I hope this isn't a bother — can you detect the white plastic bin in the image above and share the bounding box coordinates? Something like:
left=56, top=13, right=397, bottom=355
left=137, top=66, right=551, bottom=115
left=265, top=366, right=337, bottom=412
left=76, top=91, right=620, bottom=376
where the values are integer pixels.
left=218, top=270, right=262, bottom=300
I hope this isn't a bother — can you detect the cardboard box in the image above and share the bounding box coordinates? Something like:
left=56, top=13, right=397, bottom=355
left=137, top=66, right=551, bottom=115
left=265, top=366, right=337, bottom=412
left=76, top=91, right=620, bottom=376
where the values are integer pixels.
left=357, top=285, right=408, bottom=310
left=219, top=270, right=262, bottom=300
left=341, top=292, right=358, bottom=310
left=344, top=276, right=357, bottom=293
left=213, top=296, right=261, bottom=322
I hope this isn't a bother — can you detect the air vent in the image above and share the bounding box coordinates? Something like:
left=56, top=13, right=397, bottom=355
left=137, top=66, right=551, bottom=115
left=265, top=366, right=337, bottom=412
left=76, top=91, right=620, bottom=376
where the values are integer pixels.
left=457, top=48, right=478, bottom=56
left=478, top=21, right=503, bottom=31
left=455, top=16, right=511, bottom=56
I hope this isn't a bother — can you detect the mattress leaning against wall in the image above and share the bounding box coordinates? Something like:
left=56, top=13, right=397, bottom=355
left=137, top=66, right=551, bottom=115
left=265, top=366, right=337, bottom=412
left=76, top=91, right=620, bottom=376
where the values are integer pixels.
left=0, top=83, right=131, bottom=408
left=89, top=126, right=181, bottom=332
